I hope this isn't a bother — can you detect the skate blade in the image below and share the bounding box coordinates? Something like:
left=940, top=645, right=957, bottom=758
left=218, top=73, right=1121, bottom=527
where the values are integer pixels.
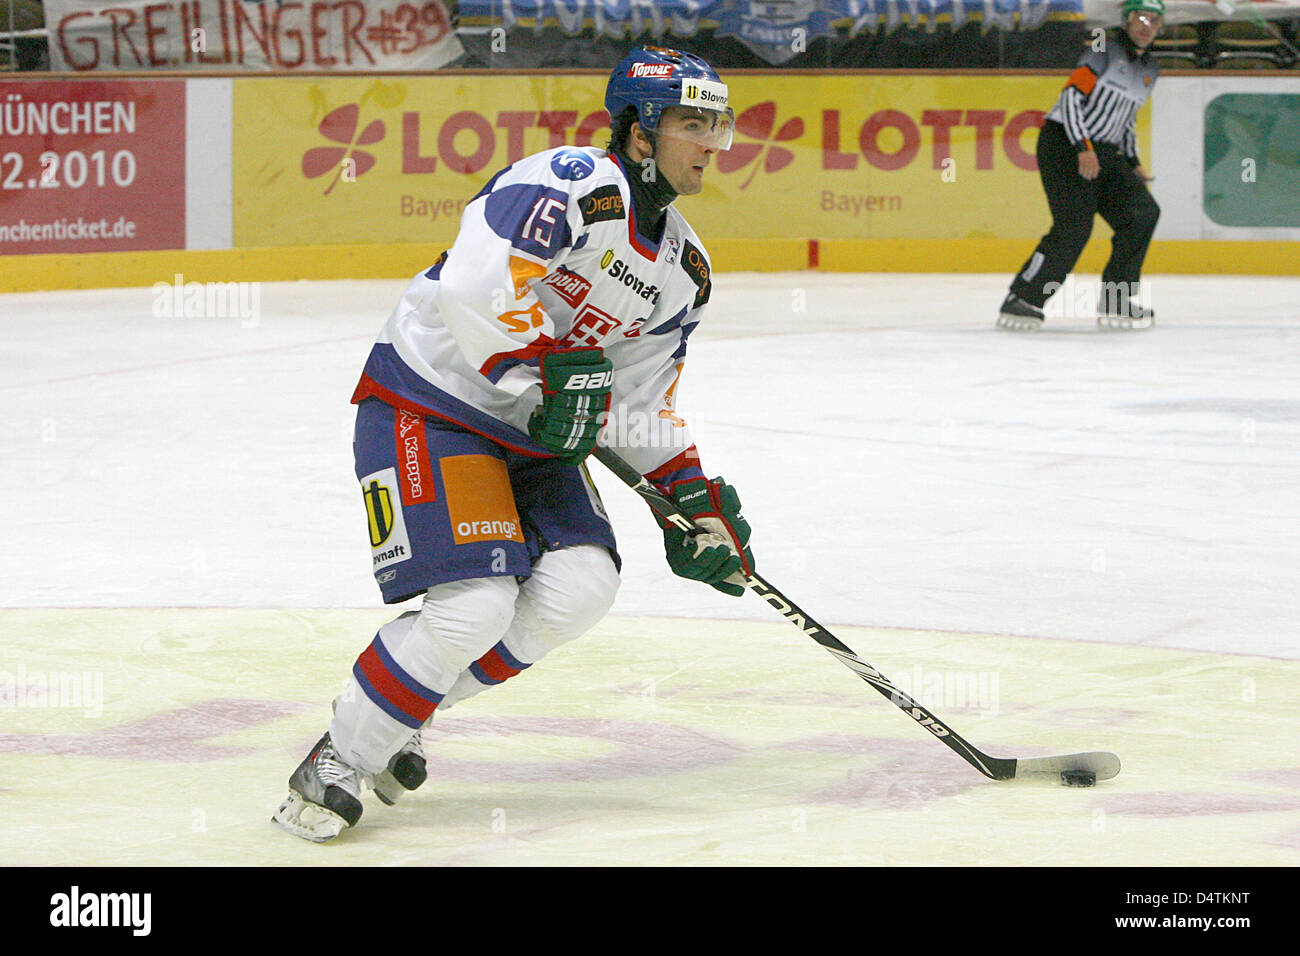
left=372, top=770, right=402, bottom=807
left=996, top=313, right=1043, bottom=332
left=1097, top=315, right=1153, bottom=331
left=271, top=789, right=350, bottom=843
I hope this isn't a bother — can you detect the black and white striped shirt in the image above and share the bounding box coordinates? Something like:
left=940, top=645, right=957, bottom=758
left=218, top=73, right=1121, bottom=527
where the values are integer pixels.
left=1046, top=30, right=1159, bottom=164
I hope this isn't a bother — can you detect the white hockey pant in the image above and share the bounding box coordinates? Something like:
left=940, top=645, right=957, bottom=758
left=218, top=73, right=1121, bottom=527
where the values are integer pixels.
left=330, top=544, right=619, bottom=775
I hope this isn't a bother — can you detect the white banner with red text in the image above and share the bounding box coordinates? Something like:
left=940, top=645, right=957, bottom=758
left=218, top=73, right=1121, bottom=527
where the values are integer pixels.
left=43, top=0, right=464, bottom=72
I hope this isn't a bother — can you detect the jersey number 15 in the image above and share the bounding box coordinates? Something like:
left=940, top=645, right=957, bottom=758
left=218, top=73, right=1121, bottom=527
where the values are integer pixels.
left=523, top=198, right=566, bottom=248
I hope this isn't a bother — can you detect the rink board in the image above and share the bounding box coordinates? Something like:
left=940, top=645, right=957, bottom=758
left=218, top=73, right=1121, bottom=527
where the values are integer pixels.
left=1, top=71, right=1298, bottom=292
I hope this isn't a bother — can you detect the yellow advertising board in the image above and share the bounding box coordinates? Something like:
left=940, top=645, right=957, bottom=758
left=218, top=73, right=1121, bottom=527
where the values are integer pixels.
left=232, top=74, right=1152, bottom=248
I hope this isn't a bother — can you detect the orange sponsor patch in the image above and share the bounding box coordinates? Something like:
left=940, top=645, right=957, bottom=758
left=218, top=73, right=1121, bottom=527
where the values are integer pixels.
left=440, top=454, right=525, bottom=544
left=509, top=256, right=547, bottom=299
left=497, top=300, right=547, bottom=333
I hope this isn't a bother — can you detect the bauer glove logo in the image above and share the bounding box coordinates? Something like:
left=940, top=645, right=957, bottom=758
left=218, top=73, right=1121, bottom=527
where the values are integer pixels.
left=563, top=370, right=614, bottom=390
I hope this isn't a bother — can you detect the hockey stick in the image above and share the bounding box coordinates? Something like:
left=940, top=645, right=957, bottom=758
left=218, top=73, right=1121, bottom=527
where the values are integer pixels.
left=594, top=446, right=1120, bottom=783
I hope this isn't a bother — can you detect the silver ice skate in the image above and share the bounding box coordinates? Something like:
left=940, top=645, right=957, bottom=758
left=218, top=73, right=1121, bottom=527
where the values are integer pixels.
left=272, top=733, right=365, bottom=843
left=373, top=730, right=428, bottom=806
left=996, top=293, right=1045, bottom=331
left=1097, top=304, right=1154, bottom=330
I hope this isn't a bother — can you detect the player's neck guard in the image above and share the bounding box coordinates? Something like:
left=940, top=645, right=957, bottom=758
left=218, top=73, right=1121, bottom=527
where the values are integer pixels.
left=613, top=148, right=678, bottom=243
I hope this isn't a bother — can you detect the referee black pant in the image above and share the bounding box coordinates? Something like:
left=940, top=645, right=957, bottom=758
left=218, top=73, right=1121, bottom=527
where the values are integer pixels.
left=1010, top=120, right=1160, bottom=309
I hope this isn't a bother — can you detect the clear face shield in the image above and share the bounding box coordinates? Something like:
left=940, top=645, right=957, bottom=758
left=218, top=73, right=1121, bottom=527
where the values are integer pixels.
left=656, top=80, right=735, bottom=151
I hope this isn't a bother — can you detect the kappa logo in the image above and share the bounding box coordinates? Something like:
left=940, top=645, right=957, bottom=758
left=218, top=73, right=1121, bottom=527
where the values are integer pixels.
left=395, top=409, right=434, bottom=506
left=629, top=63, right=674, bottom=78
left=543, top=267, right=592, bottom=308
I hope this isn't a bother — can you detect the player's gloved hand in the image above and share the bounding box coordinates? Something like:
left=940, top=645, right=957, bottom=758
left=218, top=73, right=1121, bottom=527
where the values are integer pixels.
left=662, top=477, right=755, bottom=597
left=527, top=348, right=614, bottom=463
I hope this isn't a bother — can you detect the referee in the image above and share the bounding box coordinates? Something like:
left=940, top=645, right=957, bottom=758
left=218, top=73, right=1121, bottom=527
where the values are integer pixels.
left=999, top=0, right=1163, bottom=331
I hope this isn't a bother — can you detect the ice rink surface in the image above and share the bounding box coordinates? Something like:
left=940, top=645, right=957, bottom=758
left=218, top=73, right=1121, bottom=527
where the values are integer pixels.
left=2, top=271, right=1298, bottom=866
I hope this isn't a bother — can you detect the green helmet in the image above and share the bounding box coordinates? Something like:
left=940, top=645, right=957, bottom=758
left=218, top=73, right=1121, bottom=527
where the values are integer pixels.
left=1122, top=0, right=1165, bottom=15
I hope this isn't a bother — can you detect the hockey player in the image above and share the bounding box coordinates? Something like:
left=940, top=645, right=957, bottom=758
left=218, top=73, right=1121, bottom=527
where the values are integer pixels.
left=999, top=0, right=1163, bottom=332
left=273, top=47, right=755, bottom=842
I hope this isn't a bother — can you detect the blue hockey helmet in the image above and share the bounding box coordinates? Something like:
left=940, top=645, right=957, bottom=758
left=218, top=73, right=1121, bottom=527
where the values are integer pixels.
left=605, top=47, right=734, bottom=150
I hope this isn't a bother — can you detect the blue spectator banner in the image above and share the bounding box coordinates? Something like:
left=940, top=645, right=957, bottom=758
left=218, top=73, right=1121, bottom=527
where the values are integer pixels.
left=44, top=0, right=464, bottom=71
left=714, top=1, right=835, bottom=65
left=458, top=0, right=1088, bottom=64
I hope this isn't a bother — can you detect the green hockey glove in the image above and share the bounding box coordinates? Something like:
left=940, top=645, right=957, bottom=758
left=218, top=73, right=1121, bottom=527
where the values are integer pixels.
left=662, top=476, right=755, bottom=597
left=527, top=348, right=613, bottom=463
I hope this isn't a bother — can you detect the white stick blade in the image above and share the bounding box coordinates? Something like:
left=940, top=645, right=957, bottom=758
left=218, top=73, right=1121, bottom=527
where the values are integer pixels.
left=1015, top=751, right=1121, bottom=781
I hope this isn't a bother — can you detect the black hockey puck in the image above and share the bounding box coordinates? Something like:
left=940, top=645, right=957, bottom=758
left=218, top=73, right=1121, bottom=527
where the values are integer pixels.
left=1060, top=770, right=1097, bottom=788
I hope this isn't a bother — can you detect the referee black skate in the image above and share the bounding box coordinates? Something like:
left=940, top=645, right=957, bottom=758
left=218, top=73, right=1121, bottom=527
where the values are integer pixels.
left=999, top=0, right=1164, bottom=332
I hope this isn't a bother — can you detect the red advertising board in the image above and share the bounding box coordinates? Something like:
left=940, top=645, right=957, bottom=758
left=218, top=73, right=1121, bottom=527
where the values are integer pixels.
left=0, top=80, right=187, bottom=255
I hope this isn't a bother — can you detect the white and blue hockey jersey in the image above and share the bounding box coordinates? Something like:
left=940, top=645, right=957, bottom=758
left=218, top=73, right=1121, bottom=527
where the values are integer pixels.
left=352, top=145, right=712, bottom=489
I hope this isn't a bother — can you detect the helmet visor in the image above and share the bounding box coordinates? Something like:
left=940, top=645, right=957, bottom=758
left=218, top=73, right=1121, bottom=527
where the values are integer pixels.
left=657, top=105, right=736, bottom=152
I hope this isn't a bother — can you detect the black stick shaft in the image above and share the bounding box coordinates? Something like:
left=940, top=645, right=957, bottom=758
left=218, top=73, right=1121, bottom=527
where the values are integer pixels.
left=593, top=445, right=1016, bottom=781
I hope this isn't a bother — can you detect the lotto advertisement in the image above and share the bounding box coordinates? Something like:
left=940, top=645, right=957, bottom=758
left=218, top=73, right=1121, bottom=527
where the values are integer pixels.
left=231, top=74, right=1124, bottom=247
